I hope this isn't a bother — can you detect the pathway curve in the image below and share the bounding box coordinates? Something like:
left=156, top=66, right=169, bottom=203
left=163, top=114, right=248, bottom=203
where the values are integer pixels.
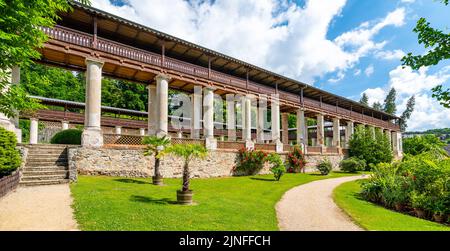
left=0, top=184, right=78, bottom=231
left=276, top=175, right=366, bottom=231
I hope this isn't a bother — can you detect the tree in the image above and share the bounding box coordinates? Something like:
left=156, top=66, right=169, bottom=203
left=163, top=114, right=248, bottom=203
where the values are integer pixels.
left=143, top=135, right=171, bottom=185
left=349, top=126, right=393, bottom=168
left=0, top=0, right=90, bottom=117
left=163, top=143, right=207, bottom=204
left=372, top=101, right=382, bottom=111
left=402, top=0, right=449, bottom=108
left=400, top=95, right=415, bottom=132
left=383, top=88, right=397, bottom=115
left=360, top=93, right=369, bottom=105
left=403, top=134, right=446, bottom=156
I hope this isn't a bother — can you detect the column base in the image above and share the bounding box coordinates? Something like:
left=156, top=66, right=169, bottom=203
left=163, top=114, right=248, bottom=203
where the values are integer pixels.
left=245, top=140, right=254, bottom=150
left=205, top=137, right=217, bottom=150
left=82, top=128, right=103, bottom=148
left=275, top=140, right=283, bottom=153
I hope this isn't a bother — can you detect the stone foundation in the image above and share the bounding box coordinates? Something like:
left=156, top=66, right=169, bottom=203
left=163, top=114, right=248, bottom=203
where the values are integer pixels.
left=68, top=146, right=346, bottom=180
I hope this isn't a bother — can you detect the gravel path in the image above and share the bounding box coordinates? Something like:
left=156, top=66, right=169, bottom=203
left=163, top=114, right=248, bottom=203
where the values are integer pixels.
left=0, top=184, right=78, bottom=231
left=276, top=175, right=366, bottom=231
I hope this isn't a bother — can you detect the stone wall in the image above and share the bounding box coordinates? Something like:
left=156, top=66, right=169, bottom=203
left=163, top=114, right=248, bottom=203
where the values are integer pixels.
left=68, top=146, right=346, bottom=180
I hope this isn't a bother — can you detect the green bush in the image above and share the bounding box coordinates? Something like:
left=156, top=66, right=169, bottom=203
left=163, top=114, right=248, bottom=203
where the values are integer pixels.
left=234, top=148, right=268, bottom=175
left=286, top=145, right=306, bottom=173
left=349, top=126, right=393, bottom=166
left=316, top=158, right=332, bottom=175
left=403, top=134, right=446, bottom=156
left=50, top=129, right=82, bottom=145
left=339, top=157, right=366, bottom=173
left=266, top=153, right=285, bottom=181
left=0, top=127, right=21, bottom=177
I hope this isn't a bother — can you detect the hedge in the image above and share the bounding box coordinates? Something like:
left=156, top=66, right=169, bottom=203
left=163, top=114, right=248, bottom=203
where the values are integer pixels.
left=50, top=129, right=82, bottom=145
left=0, top=127, right=21, bottom=178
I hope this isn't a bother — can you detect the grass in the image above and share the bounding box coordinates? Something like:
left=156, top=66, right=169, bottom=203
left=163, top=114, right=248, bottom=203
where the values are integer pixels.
left=333, top=180, right=450, bottom=231
left=70, top=171, right=357, bottom=231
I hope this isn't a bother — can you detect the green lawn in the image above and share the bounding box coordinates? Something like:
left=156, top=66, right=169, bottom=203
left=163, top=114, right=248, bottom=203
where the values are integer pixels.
left=71, top=172, right=356, bottom=231
left=333, top=180, right=450, bottom=231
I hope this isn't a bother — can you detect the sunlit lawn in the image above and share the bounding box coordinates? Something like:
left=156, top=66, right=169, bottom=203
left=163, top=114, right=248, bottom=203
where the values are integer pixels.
left=333, top=180, right=450, bottom=231
left=71, top=172, right=357, bottom=231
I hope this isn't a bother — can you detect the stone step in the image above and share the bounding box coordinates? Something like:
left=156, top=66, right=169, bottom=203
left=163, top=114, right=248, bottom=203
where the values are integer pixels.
left=22, top=170, right=69, bottom=176
left=27, top=146, right=69, bottom=151
left=22, top=166, right=69, bottom=172
left=25, top=161, right=68, bottom=167
left=27, top=157, right=68, bottom=162
left=28, top=149, right=67, bottom=153
left=21, top=174, right=68, bottom=181
left=27, top=154, right=67, bottom=159
left=19, top=179, right=70, bottom=187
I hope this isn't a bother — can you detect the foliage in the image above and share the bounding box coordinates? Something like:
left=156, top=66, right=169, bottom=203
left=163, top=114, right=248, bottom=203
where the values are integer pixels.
left=316, top=158, right=332, bottom=175
left=383, top=88, right=397, bottom=115
left=286, top=145, right=306, bottom=173
left=400, top=95, right=415, bottom=132
left=333, top=180, right=450, bottom=231
left=143, top=135, right=171, bottom=179
left=372, top=101, right=382, bottom=111
left=360, top=151, right=450, bottom=221
left=339, top=157, right=366, bottom=173
left=18, top=119, right=45, bottom=143
left=50, top=129, right=82, bottom=145
left=359, top=93, right=369, bottom=106
left=163, top=143, right=207, bottom=191
left=349, top=126, right=393, bottom=166
left=266, top=153, right=285, bottom=181
left=403, top=134, right=446, bottom=156
left=402, top=1, right=449, bottom=108
left=234, top=148, right=268, bottom=175
left=0, top=127, right=21, bottom=177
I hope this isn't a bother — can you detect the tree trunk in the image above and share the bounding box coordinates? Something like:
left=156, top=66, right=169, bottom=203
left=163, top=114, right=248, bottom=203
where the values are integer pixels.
left=182, top=161, right=190, bottom=191
left=154, top=157, right=161, bottom=178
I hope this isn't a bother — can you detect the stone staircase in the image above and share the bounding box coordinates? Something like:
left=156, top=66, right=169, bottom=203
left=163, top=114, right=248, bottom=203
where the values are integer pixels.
left=20, top=144, right=70, bottom=186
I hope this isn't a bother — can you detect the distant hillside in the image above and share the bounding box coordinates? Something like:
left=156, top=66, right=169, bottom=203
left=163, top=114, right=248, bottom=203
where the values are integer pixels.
left=405, top=128, right=450, bottom=135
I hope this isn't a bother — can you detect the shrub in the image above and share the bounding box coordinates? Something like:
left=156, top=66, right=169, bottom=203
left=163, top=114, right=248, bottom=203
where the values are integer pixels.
left=0, top=127, right=21, bottom=177
left=403, top=134, right=446, bottom=156
left=316, top=158, right=332, bottom=175
left=50, top=129, right=82, bottom=145
left=339, top=157, right=366, bottom=173
left=349, top=126, right=393, bottom=166
left=266, top=153, right=285, bottom=181
left=234, top=148, right=268, bottom=175
left=286, top=145, right=306, bottom=173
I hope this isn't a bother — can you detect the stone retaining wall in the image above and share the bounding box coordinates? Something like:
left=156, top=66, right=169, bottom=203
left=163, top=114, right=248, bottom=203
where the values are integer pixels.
left=68, top=146, right=345, bottom=180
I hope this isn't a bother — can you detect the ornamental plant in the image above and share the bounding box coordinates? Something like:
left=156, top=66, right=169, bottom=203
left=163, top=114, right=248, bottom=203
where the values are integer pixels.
left=234, top=148, right=268, bottom=175
left=50, top=129, right=82, bottom=145
left=0, top=127, right=21, bottom=178
left=266, top=153, right=285, bottom=181
left=339, top=157, right=366, bottom=173
left=143, top=135, right=171, bottom=185
left=286, top=145, right=306, bottom=173
left=316, top=158, right=332, bottom=175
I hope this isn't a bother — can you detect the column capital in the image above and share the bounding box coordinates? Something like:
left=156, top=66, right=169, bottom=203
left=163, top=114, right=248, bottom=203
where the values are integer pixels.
left=146, top=84, right=156, bottom=90
left=155, top=73, right=171, bottom=82
left=85, top=57, right=104, bottom=67
left=30, top=117, right=39, bottom=122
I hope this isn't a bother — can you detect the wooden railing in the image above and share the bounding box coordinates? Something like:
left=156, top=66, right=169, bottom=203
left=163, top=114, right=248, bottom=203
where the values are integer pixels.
left=41, top=25, right=400, bottom=131
left=307, top=146, right=322, bottom=154
left=217, top=141, right=245, bottom=150
left=254, top=143, right=277, bottom=151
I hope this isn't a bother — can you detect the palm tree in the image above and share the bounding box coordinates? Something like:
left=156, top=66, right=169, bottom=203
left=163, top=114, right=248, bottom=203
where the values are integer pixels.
left=143, top=135, right=171, bottom=185
left=164, top=143, right=208, bottom=204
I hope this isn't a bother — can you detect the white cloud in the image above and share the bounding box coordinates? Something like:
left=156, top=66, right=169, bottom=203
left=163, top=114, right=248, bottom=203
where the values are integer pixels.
left=361, top=66, right=450, bottom=131
left=375, top=49, right=406, bottom=60
left=328, top=71, right=345, bottom=83
left=364, top=65, right=374, bottom=77
left=400, top=0, right=415, bottom=3
left=91, top=0, right=406, bottom=83
left=354, top=69, right=361, bottom=76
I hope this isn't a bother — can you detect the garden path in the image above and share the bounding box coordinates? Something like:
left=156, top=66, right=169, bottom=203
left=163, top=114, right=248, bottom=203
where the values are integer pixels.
left=276, top=175, right=366, bottom=231
left=0, top=184, right=78, bottom=230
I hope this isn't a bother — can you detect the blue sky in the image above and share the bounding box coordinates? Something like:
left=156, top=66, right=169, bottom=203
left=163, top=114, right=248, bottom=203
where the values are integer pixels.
left=92, top=0, right=450, bottom=131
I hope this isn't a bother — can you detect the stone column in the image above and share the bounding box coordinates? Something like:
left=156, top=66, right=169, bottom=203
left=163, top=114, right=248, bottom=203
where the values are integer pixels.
left=392, top=131, right=402, bottom=158
left=147, top=85, right=157, bottom=135
left=177, top=131, right=183, bottom=138
left=281, top=113, right=289, bottom=144
left=385, top=129, right=392, bottom=149
left=368, top=125, right=376, bottom=139
left=114, top=126, right=122, bottom=135
left=345, top=121, right=354, bottom=149
left=62, top=120, right=69, bottom=130
left=29, top=118, right=38, bottom=145
left=296, top=109, right=307, bottom=153
left=243, top=95, right=254, bottom=149
left=203, top=87, right=216, bottom=149
left=257, top=95, right=267, bottom=143
left=226, top=94, right=236, bottom=141
left=139, top=128, right=146, bottom=136
left=271, top=95, right=282, bottom=152
left=191, top=86, right=202, bottom=139
left=316, top=114, right=325, bottom=149
left=82, top=58, right=104, bottom=148
left=155, top=74, right=170, bottom=138
left=332, top=117, right=341, bottom=147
